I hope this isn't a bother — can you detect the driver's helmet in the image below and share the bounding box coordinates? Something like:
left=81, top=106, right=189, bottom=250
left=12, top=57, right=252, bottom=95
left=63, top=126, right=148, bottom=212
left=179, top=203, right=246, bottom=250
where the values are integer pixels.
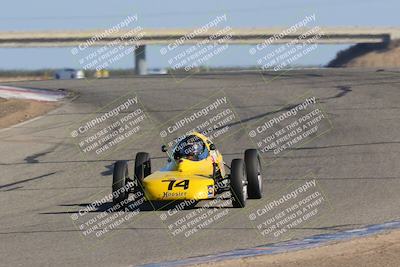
left=174, top=135, right=206, bottom=161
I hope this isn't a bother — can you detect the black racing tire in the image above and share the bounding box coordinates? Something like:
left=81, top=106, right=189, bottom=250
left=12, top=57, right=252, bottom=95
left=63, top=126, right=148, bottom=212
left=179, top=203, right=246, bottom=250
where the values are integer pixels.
left=134, top=152, right=151, bottom=182
left=230, top=159, right=246, bottom=208
left=112, top=160, right=129, bottom=206
left=245, top=149, right=263, bottom=199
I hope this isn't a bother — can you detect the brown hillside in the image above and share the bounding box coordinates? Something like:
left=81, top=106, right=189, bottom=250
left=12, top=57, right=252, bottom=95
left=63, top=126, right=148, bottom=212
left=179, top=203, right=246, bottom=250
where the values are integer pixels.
left=328, top=40, right=400, bottom=68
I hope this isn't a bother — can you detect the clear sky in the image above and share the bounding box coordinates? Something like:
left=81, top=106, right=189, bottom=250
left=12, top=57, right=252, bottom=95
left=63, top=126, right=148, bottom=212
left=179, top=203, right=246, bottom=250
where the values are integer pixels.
left=0, top=0, right=398, bottom=70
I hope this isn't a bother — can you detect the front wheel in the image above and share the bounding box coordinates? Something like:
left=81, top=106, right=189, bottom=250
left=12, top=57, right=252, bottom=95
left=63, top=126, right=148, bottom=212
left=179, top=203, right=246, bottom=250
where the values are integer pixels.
left=112, top=160, right=129, bottom=206
left=245, top=149, right=263, bottom=199
left=230, top=159, right=247, bottom=208
left=134, top=152, right=151, bottom=182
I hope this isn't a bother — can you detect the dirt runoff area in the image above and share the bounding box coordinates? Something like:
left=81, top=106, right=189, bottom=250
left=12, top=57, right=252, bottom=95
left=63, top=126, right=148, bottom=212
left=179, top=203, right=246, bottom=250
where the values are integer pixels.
left=0, top=97, right=59, bottom=128
left=194, top=230, right=400, bottom=267
left=0, top=77, right=47, bottom=83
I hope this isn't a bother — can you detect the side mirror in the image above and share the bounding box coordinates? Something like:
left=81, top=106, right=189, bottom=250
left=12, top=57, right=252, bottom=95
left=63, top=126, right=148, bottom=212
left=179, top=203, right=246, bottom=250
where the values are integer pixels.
left=209, top=144, right=216, bottom=150
left=161, top=145, right=168, bottom=152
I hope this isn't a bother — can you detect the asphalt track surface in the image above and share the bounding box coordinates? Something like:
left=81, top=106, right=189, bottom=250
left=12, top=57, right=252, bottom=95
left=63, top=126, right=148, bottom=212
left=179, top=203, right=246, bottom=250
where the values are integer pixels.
left=1, top=68, right=400, bottom=266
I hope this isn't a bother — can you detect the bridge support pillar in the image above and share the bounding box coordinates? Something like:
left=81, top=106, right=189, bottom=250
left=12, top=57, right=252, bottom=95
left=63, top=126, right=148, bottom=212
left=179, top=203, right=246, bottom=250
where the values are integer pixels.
left=135, top=45, right=147, bottom=75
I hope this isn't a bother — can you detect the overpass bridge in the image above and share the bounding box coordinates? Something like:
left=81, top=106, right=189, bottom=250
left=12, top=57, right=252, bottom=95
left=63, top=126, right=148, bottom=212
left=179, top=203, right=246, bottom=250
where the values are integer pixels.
left=1, top=27, right=399, bottom=74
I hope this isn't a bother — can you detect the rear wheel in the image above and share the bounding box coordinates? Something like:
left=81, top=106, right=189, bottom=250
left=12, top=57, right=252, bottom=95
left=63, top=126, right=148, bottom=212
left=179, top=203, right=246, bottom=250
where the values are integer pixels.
left=245, top=149, right=263, bottom=199
left=112, top=160, right=129, bottom=206
left=135, top=152, right=151, bottom=183
left=230, top=159, right=247, bottom=208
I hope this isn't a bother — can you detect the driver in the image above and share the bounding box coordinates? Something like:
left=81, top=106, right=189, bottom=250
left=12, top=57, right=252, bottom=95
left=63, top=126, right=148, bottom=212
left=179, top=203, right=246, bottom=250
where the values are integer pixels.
left=174, top=135, right=208, bottom=161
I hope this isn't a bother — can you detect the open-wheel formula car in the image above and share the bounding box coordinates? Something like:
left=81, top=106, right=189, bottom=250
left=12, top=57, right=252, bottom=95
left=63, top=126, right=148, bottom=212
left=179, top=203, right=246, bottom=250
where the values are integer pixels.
left=111, top=132, right=263, bottom=208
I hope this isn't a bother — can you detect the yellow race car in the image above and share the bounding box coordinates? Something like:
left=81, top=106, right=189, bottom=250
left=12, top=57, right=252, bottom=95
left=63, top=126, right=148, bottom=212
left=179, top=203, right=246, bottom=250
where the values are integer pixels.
left=111, top=132, right=263, bottom=208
